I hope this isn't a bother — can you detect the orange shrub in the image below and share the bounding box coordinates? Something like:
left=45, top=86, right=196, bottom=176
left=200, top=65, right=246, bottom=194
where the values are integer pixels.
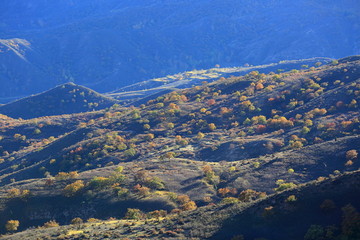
left=346, top=150, right=358, bottom=160
left=181, top=201, right=197, bottom=211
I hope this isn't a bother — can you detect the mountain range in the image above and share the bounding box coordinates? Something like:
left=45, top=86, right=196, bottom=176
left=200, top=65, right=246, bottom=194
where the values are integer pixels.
left=0, top=0, right=359, bottom=101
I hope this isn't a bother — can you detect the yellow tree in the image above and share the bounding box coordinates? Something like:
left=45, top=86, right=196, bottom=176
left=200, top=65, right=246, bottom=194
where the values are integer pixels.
left=5, top=220, right=19, bottom=232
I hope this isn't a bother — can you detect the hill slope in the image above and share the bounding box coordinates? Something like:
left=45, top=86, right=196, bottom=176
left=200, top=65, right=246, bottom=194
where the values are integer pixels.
left=0, top=83, right=117, bottom=119
left=1, top=170, right=359, bottom=240
left=0, top=57, right=359, bottom=239
left=107, top=57, right=332, bottom=106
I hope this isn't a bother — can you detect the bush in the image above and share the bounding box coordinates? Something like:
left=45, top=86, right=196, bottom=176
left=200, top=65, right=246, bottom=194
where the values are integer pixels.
left=125, top=208, right=143, bottom=220
left=218, top=188, right=231, bottom=197
left=202, top=165, right=220, bottom=187
left=301, top=126, right=310, bottom=135
left=6, top=188, right=21, bottom=198
left=286, top=195, right=297, bottom=202
left=304, top=225, right=325, bottom=240
left=148, top=210, right=167, bottom=219
left=6, top=188, right=30, bottom=199
left=197, top=132, right=205, bottom=139
left=162, top=151, right=176, bottom=159
left=177, top=195, right=191, bottom=204
left=110, top=173, right=126, bottom=184
left=63, top=180, right=85, bottom=197
left=33, top=128, right=41, bottom=134
left=43, top=220, right=60, bottom=228
left=144, top=133, right=154, bottom=140
left=238, top=189, right=266, bottom=202
left=124, top=148, right=137, bottom=158
left=167, top=122, right=175, bottom=129
left=341, top=204, right=360, bottom=237
left=274, top=182, right=297, bottom=192
left=345, top=160, right=354, bottom=166
left=117, top=187, right=129, bottom=198
left=90, top=177, right=112, bottom=189
left=55, top=171, right=79, bottom=180
left=221, top=197, right=239, bottom=205
left=145, top=177, right=165, bottom=190
left=263, top=206, right=274, bottom=217
left=87, top=218, right=100, bottom=223
left=133, top=184, right=150, bottom=197
left=89, top=173, right=125, bottom=190
left=71, top=217, right=83, bottom=225
left=115, top=166, right=124, bottom=173
left=181, top=201, right=197, bottom=211
left=208, top=123, right=216, bottom=131
left=5, top=220, right=19, bottom=232
left=346, top=150, right=358, bottom=160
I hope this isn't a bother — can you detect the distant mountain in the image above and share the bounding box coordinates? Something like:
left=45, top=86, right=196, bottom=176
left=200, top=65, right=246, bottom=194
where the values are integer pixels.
left=0, top=83, right=117, bottom=119
left=0, top=0, right=359, bottom=101
left=0, top=38, right=64, bottom=102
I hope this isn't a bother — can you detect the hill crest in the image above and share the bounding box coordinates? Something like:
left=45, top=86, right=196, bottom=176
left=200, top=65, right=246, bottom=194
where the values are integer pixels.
left=0, top=82, right=117, bottom=119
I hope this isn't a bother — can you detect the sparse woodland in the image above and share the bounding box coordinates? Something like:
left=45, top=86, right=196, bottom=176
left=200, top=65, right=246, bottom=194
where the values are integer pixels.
left=0, top=57, right=359, bottom=239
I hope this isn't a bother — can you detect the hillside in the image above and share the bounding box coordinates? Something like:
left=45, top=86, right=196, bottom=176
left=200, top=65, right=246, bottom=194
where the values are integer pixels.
left=108, top=57, right=332, bottom=106
left=0, top=83, right=117, bottom=119
left=0, top=0, right=359, bottom=100
left=0, top=57, right=359, bottom=239
left=3, top=170, right=358, bottom=240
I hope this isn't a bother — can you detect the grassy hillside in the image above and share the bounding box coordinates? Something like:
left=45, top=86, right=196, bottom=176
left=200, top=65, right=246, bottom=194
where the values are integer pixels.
left=0, top=57, right=359, bottom=239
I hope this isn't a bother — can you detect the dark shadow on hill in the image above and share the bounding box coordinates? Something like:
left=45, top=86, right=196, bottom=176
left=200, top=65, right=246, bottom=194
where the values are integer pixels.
left=0, top=83, right=117, bottom=119
left=210, top=171, right=360, bottom=240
